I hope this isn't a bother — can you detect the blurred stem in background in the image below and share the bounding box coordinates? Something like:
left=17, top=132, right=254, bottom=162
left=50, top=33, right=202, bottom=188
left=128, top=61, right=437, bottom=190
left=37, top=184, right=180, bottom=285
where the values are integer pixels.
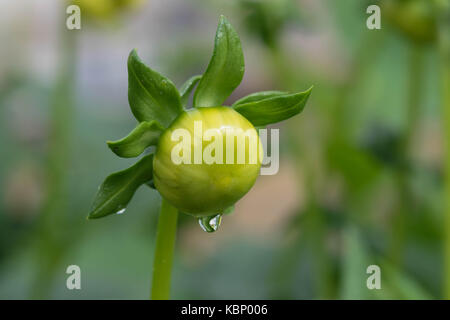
left=151, top=199, right=178, bottom=300
left=389, top=43, right=424, bottom=268
left=325, top=31, right=385, bottom=298
left=29, top=24, right=77, bottom=298
left=264, top=35, right=335, bottom=300
left=434, top=0, right=450, bottom=300
left=330, top=30, right=385, bottom=137
left=260, top=5, right=386, bottom=297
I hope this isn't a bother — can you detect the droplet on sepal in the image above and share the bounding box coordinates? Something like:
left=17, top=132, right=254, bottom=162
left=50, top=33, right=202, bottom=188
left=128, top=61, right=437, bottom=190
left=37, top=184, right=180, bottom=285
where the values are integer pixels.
left=116, top=208, right=126, bottom=215
left=198, top=213, right=223, bottom=233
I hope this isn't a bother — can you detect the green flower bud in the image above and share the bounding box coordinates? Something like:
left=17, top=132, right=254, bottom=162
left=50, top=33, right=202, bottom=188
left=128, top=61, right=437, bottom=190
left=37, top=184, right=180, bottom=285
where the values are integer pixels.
left=153, top=107, right=263, bottom=217
left=380, top=0, right=437, bottom=44
left=72, top=0, right=144, bottom=21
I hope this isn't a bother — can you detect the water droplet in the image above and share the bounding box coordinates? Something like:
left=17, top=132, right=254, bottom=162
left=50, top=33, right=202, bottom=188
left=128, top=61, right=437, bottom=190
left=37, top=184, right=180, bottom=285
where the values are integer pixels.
left=116, top=208, right=126, bottom=215
left=198, top=213, right=222, bottom=233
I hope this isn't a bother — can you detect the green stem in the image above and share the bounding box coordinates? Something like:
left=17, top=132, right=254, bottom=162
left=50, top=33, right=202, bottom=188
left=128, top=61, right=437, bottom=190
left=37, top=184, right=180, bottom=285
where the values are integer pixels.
left=30, top=22, right=77, bottom=299
left=434, top=0, right=450, bottom=299
left=151, top=198, right=178, bottom=300
left=270, top=28, right=384, bottom=300
left=442, top=48, right=450, bottom=300
left=390, top=43, right=424, bottom=267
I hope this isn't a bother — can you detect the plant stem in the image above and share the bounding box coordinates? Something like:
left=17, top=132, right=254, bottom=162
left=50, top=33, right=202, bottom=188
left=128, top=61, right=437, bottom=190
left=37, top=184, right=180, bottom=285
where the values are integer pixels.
left=390, top=43, right=424, bottom=267
left=30, top=22, right=77, bottom=299
left=442, top=47, right=450, bottom=300
left=434, top=0, right=450, bottom=299
left=151, top=198, right=178, bottom=300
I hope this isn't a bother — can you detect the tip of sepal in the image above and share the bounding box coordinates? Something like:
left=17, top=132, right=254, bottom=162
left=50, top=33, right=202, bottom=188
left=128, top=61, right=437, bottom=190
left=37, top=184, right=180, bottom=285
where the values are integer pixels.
left=128, top=48, right=138, bottom=61
left=128, top=49, right=143, bottom=66
left=292, top=85, right=313, bottom=111
left=105, top=140, right=121, bottom=157
left=304, top=85, right=314, bottom=93
left=301, top=85, right=313, bottom=100
left=218, top=15, right=232, bottom=28
left=87, top=209, right=103, bottom=220
left=86, top=213, right=96, bottom=220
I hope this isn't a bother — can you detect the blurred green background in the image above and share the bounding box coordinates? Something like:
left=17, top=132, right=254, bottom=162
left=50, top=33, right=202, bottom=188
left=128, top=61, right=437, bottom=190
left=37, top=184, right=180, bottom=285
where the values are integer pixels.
left=0, top=0, right=449, bottom=299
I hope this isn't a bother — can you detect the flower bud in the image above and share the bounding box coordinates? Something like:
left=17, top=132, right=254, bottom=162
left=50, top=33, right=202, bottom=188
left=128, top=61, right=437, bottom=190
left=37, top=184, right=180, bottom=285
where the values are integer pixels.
left=380, top=0, right=437, bottom=44
left=72, top=0, right=144, bottom=21
left=153, top=107, right=263, bottom=217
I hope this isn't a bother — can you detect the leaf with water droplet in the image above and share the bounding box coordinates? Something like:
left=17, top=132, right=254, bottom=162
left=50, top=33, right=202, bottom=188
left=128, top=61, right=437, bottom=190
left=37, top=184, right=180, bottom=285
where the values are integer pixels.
left=198, top=213, right=223, bottom=233
left=193, top=15, right=244, bottom=107
left=88, top=154, right=154, bottom=219
left=116, top=208, right=126, bottom=215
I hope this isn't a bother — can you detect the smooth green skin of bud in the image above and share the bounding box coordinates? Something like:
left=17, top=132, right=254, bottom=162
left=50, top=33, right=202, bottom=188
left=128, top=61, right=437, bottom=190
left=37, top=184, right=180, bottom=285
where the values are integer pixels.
left=153, top=107, right=263, bottom=217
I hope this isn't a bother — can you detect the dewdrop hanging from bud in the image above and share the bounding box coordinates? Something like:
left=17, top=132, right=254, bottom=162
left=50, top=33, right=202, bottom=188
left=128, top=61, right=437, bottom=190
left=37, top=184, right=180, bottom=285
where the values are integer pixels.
left=199, top=214, right=223, bottom=233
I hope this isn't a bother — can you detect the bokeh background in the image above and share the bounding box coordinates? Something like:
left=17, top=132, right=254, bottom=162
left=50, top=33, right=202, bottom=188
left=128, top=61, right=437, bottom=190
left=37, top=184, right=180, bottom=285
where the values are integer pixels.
left=0, top=0, right=449, bottom=299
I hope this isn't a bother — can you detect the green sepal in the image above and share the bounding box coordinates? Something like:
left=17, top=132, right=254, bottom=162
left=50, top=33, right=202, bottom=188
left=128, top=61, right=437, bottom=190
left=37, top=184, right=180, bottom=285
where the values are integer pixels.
left=193, top=15, right=244, bottom=107
left=232, top=91, right=286, bottom=107
left=180, top=75, right=202, bottom=107
left=233, top=86, right=312, bottom=126
left=88, top=154, right=154, bottom=219
left=223, top=205, right=235, bottom=215
left=107, top=120, right=164, bottom=158
left=127, top=49, right=182, bottom=127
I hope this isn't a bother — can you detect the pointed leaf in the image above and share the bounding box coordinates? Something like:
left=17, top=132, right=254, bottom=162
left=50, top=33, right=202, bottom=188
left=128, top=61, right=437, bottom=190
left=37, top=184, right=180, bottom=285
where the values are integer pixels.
left=232, top=90, right=286, bottom=107
left=233, top=87, right=312, bottom=126
left=193, top=15, right=244, bottom=107
left=180, top=75, right=202, bottom=107
left=107, top=121, right=164, bottom=158
left=128, top=49, right=182, bottom=127
left=88, top=154, right=154, bottom=219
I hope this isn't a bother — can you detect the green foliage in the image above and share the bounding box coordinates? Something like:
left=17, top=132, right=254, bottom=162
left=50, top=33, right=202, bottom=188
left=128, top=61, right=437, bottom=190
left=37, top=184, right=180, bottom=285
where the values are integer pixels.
left=107, top=121, right=164, bottom=158
left=233, top=87, right=312, bottom=126
left=88, top=154, right=154, bottom=219
left=193, top=15, right=245, bottom=107
left=127, top=49, right=182, bottom=127
left=179, top=75, right=202, bottom=107
left=232, top=91, right=287, bottom=107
